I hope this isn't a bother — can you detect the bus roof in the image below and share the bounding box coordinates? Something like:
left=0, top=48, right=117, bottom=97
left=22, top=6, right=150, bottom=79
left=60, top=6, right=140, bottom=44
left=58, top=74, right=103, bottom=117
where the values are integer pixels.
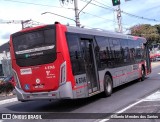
left=66, top=25, right=147, bottom=43
left=11, top=22, right=147, bottom=43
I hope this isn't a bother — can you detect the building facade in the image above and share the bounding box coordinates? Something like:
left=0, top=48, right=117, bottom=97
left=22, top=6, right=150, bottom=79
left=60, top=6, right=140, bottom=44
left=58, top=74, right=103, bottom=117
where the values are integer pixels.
left=0, top=42, right=12, bottom=76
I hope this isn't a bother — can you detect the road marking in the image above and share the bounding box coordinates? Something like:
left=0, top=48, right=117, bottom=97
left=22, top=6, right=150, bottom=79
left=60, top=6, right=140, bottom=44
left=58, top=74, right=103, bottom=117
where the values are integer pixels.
left=134, top=104, right=160, bottom=108
left=98, top=99, right=144, bottom=122
left=98, top=90, right=160, bottom=122
left=0, top=120, right=4, bottom=122
left=143, top=90, right=160, bottom=101
left=0, top=98, right=17, bottom=105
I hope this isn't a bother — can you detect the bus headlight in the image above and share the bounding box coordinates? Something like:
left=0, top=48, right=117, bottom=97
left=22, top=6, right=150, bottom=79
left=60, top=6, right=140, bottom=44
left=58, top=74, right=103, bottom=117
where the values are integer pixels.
left=12, top=69, right=21, bottom=89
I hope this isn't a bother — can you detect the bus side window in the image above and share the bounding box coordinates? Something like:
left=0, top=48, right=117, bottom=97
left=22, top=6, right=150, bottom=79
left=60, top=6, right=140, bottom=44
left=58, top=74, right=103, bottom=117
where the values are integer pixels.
left=128, top=40, right=136, bottom=63
left=112, top=38, right=121, bottom=67
left=108, top=38, right=116, bottom=67
left=140, top=41, right=145, bottom=60
left=120, top=39, right=130, bottom=64
left=95, top=36, right=110, bottom=69
left=66, top=33, right=85, bottom=75
left=135, top=41, right=142, bottom=62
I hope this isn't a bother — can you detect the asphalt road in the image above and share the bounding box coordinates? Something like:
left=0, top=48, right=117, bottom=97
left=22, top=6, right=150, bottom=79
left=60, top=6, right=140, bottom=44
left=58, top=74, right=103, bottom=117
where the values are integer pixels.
left=0, top=62, right=160, bottom=122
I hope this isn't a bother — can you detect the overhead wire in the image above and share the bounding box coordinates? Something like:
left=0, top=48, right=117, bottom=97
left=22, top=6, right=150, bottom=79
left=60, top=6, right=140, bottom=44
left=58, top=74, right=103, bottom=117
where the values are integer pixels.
left=3, top=0, right=160, bottom=22
left=3, top=0, right=73, bottom=10
left=80, top=0, right=114, bottom=11
left=81, top=11, right=129, bottom=26
left=93, top=0, right=115, bottom=11
left=2, top=0, right=121, bottom=26
left=121, top=11, right=160, bottom=22
left=80, top=0, right=130, bottom=29
left=3, top=0, right=159, bottom=30
left=82, top=0, right=160, bottom=22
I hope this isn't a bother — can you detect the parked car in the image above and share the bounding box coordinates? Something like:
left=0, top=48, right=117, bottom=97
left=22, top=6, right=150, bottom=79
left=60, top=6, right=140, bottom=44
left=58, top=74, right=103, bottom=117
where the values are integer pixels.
left=0, top=76, right=5, bottom=80
left=2, top=76, right=16, bottom=87
left=0, top=76, right=6, bottom=84
left=155, top=53, right=160, bottom=61
left=0, top=76, right=15, bottom=94
left=150, top=53, right=156, bottom=62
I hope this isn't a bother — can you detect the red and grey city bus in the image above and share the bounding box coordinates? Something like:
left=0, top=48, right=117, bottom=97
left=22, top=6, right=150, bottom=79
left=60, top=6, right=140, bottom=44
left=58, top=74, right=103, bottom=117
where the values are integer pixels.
left=10, top=22, right=151, bottom=102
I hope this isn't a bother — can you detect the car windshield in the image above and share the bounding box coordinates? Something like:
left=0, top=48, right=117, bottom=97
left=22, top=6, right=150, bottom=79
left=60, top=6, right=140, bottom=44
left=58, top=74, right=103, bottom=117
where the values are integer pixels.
left=3, top=76, right=12, bottom=82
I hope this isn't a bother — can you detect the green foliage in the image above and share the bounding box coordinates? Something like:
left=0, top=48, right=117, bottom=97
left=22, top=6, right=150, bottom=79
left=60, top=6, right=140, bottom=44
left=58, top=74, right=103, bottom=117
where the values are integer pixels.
left=130, top=24, right=160, bottom=45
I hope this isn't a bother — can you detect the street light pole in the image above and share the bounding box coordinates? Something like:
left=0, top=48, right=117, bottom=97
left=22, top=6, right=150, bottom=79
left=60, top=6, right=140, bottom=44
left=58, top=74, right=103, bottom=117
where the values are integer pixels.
left=117, top=5, right=122, bottom=33
left=21, top=19, right=31, bottom=29
left=75, top=0, right=93, bottom=27
left=73, top=0, right=80, bottom=27
left=60, top=0, right=92, bottom=27
left=41, top=12, right=76, bottom=22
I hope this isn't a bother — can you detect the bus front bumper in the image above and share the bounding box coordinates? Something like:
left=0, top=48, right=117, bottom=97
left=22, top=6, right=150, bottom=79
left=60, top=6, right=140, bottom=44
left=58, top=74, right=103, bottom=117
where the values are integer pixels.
left=15, top=82, right=73, bottom=101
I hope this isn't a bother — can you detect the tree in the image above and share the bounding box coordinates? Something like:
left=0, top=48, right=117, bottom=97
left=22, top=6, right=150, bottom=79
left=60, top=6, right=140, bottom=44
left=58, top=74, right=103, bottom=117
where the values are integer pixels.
left=154, top=24, right=160, bottom=34
left=130, top=24, right=160, bottom=45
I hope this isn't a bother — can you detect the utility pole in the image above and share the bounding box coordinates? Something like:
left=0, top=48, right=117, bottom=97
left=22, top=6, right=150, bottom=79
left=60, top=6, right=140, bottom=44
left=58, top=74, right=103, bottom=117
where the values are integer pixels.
left=60, top=0, right=80, bottom=27
left=21, top=19, right=31, bottom=29
left=60, top=0, right=92, bottom=27
left=73, top=0, right=80, bottom=27
left=117, top=5, right=122, bottom=33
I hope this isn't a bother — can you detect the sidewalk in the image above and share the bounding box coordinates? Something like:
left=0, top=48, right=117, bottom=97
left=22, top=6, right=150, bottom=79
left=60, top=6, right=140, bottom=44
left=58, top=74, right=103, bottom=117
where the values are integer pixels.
left=0, top=94, right=16, bottom=101
left=0, top=90, right=16, bottom=101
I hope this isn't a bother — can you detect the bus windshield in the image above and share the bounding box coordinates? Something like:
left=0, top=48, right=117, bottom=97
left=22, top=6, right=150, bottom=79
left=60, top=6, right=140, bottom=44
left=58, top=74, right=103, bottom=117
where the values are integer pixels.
left=13, top=29, right=55, bottom=53
left=12, top=26, right=56, bottom=67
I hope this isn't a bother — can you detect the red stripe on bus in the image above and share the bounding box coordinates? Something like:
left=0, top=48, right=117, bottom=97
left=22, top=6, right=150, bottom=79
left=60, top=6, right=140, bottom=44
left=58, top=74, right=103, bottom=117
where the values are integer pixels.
left=112, top=70, right=139, bottom=79
left=127, top=70, right=139, bottom=75
left=112, top=74, right=125, bottom=79
left=73, top=84, right=88, bottom=90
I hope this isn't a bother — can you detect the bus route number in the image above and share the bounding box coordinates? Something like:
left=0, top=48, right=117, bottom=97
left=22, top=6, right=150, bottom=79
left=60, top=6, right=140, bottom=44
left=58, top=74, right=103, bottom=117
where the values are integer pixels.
left=76, top=77, right=86, bottom=84
left=45, top=65, right=55, bottom=70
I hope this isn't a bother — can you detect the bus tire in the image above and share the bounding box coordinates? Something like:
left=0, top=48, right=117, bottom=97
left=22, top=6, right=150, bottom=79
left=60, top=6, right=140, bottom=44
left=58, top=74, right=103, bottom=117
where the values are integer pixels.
left=140, top=66, right=145, bottom=81
left=102, top=74, right=113, bottom=97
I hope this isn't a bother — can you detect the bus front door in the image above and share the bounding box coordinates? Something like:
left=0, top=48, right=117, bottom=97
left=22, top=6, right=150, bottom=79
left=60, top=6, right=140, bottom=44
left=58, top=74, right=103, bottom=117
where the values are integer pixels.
left=145, top=44, right=151, bottom=74
left=80, top=39, right=99, bottom=94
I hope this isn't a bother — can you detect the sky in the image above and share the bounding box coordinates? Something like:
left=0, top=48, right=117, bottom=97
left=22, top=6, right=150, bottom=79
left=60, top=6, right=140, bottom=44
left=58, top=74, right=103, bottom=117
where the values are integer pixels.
left=0, top=0, right=160, bottom=46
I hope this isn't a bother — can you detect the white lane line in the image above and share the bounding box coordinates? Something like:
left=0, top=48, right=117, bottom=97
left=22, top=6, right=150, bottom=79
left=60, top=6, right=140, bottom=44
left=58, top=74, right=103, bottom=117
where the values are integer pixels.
left=143, top=91, right=160, bottom=101
left=98, top=99, right=144, bottom=122
left=0, top=98, right=17, bottom=105
left=99, top=90, right=160, bottom=122
left=0, top=120, right=4, bottom=122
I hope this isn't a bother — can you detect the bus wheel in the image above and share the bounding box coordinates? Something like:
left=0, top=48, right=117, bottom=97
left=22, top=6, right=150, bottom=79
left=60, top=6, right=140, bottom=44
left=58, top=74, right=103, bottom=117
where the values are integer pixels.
left=103, top=74, right=113, bottom=97
left=141, top=67, right=145, bottom=81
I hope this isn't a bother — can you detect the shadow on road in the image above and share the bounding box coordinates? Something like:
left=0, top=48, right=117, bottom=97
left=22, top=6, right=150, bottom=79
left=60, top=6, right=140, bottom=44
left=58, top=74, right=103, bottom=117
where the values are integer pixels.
left=5, top=78, right=146, bottom=113
left=6, top=94, right=103, bottom=112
